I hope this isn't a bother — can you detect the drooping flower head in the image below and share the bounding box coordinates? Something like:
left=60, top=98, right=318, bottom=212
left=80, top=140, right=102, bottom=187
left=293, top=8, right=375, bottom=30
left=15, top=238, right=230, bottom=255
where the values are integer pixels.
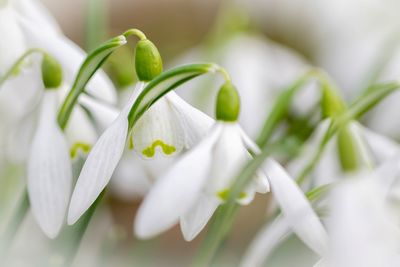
left=67, top=37, right=214, bottom=225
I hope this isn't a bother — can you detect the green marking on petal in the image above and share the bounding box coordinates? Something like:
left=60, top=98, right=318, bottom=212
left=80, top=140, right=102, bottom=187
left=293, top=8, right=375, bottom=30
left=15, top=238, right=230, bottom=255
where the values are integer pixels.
left=217, top=189, right=247, bottom=202
left=142, top=139, right=176, bottom=158
left=129, top=133, right=134, bottom=150
left=70, top=142, right=92, bottom=159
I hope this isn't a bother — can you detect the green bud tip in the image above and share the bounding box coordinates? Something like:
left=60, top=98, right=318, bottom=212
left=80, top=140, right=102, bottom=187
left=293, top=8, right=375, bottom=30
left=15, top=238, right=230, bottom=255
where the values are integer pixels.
left=41, top=54, right=62, bottom=89
left=337, top=124, right=359, bottom=172
left=135, top=39, right=163, bottom=82
left=321, top=85, right=344, bottom=118
left=216, top=82, right=240, bottom=122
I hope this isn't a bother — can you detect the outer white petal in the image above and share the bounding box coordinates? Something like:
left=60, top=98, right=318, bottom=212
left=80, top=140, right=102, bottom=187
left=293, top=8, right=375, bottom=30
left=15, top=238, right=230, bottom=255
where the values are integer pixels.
left=180, top=194, right=220, bottom=241
left=27, top=91, right=72, bottom=238
left=15, top=14, right=117, bottom=104
left=134, top=125, right=221, bottom=239
left=167, top=92, right=214, bottom=148
left=78, top=94, right=119, bottom=131
left=67, top=97, right=132, bottom=225
left=206, top=123, right=252, bottom=194
left=131, top=97, right=185, bottom=158
left=240, top=216, right=291, bottom=267
left=263, top=158, right=328, bottom=256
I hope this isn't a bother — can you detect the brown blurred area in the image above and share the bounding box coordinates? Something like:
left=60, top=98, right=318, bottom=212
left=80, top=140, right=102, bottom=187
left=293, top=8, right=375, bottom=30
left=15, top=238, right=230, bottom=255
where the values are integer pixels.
left=42, top=0, right=220, bottom=60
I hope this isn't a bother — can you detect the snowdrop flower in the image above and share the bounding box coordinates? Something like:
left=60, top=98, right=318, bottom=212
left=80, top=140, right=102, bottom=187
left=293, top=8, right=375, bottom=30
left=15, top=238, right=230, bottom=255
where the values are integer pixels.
left=23, top=53, right=118, bottom=240
left=68, top=39, right=214, bottom=225
left=0, top=0, right=118, bottom=162
left=135, top=82, right=328, bottom=247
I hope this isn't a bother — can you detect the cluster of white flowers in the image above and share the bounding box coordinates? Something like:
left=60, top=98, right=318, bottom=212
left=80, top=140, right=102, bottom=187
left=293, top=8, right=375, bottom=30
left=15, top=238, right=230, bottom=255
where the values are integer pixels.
left=2, top=0, right=400, bottom=266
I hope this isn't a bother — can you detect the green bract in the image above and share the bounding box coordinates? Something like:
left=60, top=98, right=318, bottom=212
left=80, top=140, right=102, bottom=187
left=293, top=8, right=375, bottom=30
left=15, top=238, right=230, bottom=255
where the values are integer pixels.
left=216, top=82, right=240, bottom=122
left=41, top=54, right=62, bottom=89
left=135, top=39, right=163, bottom=81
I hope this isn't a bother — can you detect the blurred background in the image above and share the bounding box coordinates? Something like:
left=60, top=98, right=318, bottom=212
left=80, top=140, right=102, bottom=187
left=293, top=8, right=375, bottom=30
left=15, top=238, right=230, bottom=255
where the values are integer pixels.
left=4, top=0, right=400, bottom=266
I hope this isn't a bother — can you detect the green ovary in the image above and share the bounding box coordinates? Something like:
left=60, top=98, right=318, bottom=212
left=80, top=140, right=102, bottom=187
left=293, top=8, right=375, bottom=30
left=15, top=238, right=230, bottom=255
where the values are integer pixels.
left=217, top=189, right=247, bottom=201
left=70, top=143, right=92, bottom=159
left=142, top=139, right=176, bottom=158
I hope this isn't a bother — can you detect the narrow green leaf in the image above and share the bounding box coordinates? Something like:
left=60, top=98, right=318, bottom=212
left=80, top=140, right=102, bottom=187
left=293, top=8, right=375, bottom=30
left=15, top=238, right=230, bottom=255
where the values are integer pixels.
left=127, top=63, right=215, bottom=129
left=256, top=73, right=312, bottom=148
left=57, top=35, right=127, bottom=129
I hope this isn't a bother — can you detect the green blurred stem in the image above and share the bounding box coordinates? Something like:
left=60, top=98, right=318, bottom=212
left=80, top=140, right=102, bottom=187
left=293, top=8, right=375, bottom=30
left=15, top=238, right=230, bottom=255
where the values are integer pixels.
left=0, top=190, right=29, bottom=259
left=58, top=191, right=105, bottom=267
left=86, top=0, right=108, bottom=51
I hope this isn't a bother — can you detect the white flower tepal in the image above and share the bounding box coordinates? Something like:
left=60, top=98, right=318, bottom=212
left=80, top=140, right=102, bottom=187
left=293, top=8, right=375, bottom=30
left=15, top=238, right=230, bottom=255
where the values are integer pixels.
left=27, top=91, right=72, bottom=238
left=134, top=122, right=270, bottom=240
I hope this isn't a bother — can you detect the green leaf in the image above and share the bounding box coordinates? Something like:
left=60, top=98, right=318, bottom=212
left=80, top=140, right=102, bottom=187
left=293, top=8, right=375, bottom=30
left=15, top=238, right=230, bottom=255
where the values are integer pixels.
left=127, top=63, right=215, bottom=129
left=57, top=35, right=127, bottom=129
left=256, top=72, right=312, bottom=148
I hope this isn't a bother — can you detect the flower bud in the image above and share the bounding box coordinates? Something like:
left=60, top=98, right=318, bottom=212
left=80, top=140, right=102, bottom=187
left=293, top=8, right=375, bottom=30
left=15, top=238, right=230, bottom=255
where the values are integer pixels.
left=337, top=124, right=359, bottom=172
left=41, top=54, right=62, bottom=89
left=135, top=39, right=163, bottom=81
left=321, top=85, right=344, bottom=118
left=216, top=82, right=240, bottom=122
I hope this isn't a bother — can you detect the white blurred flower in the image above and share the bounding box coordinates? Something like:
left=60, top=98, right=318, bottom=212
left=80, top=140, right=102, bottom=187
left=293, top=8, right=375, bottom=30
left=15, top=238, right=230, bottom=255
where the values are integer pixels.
left=0, top=0, right=118, bottom=163
left=321, top=175, right=400, bottom=267
left=68, top=82, right=214, bottom=225
left=0, top=0, right=119, bottom=238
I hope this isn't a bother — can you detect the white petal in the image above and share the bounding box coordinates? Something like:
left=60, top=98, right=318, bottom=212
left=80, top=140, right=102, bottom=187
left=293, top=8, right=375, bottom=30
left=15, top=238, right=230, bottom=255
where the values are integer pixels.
left=180, top=194, right=220, bottom=241
left=78, top=94, right=119, bottom=131
left=131, top=97, right=185, bottom=158
left=167, top=92, right=214, bottom=148
left=263, top=158, right=328, bottom=256
left=67, top=99, right=131, bottom=225
left=134, top=125, right=221, bottom=239
left=240, top=216, right=291, bottom=267
left=206, top=123, right=264, bottom=200
left=27, top=91, right=72, bottom=238
left=15, top=14, right=117, bottom=104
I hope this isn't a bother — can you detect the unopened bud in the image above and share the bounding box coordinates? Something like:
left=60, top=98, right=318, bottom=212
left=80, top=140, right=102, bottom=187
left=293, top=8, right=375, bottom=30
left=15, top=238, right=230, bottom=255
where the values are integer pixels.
left=337, top=124, right=359, bottom=172
left=41, top=54, right=62, bottom=89
left=135, top=39, right=163, bottom=81
left=216, top=82, right=240, bottom=122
